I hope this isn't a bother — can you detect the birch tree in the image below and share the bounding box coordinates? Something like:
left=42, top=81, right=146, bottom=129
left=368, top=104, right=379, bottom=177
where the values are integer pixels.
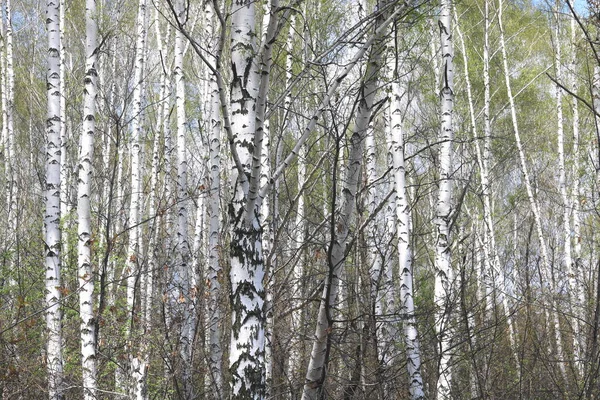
left=76, top=0, right=99, bottom=396
left=434, top=0, right=455, bottom=396
left=44, top=0, right=65, bottom=397
left=125, top=0, right=147, bottom=394
left=389, top=80, right=425, bottom=399
left=171, top=0, right=194, bottom=396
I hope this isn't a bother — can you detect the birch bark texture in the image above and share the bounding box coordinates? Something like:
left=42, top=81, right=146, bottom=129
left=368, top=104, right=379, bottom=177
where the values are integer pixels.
left=228, top=0, right=267, bottom=397
left=434, top=0, right=455, bottom=397
left=172, top=1, right=194, bottom=396
left=125, top=0, right=147, bottom=395
left=77, top=0, right=99, bottom=397
left=203, top=0, right=224, bottom=392
left=389, top=81, right=425, bottom=399
left=45, top=0, right=65, bottom=398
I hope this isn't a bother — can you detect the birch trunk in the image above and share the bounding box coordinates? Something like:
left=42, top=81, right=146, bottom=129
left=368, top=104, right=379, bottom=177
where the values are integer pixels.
left=202, top=1, right=223, bottom=393
left=0, top=12, right=5, bottom=159
left=570, top=14, right=584, bottom=372
left=434, top=0, right=455, bottom=397
left=5, top=0, right=16, bottom=286
left=77, top=0, right=99, bottom=396
left=554, top=7, right=577, bottom=378
left=45, top=0, right=65, bottom=397
left=126, top=0, right=147, bottom=395
left=302, top=4, right=388, bottom=397
left=59, top=0, right=68, bottom=224
left=172, top=1, right=193, bottom=396
left=390, top=81, right=425, bottom=399
left=228, top=1, right=267, bottom=397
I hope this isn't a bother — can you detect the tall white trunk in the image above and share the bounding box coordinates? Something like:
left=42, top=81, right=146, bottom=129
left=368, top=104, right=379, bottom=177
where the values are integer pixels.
left=285, top=14, right=307, bottom=384
left=390, top=81, right=425, bottom=399
left=59, top=0, right=68, bottom=222
left=172, top=1, right=193, bottom=396
left=77, top=0, right=99, bottom=397
left=302, top=6, right=388, bottom=398
left=570, top=14, right=584, bottom=372
left=228, top=1, right=266, bottom=397
left=554, top=7, right=577, bottom=378
left=5, top=0, right=16, bottom=287
left=126, top=0, right=147, bottom=395
left=201, top=1, right=224, bottom=393
left=434, top=0, right=455, bottom=397
left=0, top=11, right=5, bottom=158
left=45, top=0, right=64, bottom=397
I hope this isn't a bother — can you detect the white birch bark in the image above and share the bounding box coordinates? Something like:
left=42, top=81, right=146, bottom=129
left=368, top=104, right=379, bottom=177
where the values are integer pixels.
left=126, top=0, right=147, bottom=395
left=5, top=0, right=16, bottom=287
left=302, top=6, right=388, bottom=398
left=172, top=1, right=193, bottom=396
left=59, top=0, right=68, bottom=222
left=202, top=1, right=224, bottom=393
left=45, top=0, right=64, bottom=397
left=497, top=0, right=567, bottom=382
left=228, top=1, right=266, bottom=397
left=258, top=5, right=274, bottom=396
left=0, top=12, right=5, bottom=159
left=77, top=0, right=99, bottom=397
left=285, top=13, right=307, bottom=384
left=554, top=6, right=572, bottom=291
left=434, top=0, right=455, bottom=397
left=570, top=14, right=584, bottom=372
left=554, top=7, right=578, bottom=378
left=390, top=81, right=425, bottom=399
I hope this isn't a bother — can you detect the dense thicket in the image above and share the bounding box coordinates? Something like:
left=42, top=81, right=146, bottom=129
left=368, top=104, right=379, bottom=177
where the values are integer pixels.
left=1, top=0, right=599, bottom=399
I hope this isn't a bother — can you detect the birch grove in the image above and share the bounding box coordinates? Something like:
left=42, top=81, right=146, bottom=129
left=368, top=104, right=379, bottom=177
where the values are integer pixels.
left=4, top=0, right=600, bottom=398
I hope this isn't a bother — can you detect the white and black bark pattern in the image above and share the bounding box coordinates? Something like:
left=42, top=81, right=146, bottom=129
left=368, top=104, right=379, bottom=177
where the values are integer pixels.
left=228, top=0, right=265, bottom=398
left=390, top=82, right=425, bottom=399
left=202, top=0, right=224, bottom=393
left=59, top=0, right=68, bottom=222
left=434, top=0, right=455, bottom=397
left=172, top=1, right=193, bottom=395
left=302, top=6, right=388, bottom=398
left=0, top=12, right=5, bottom=157
left=5, top=0, right=17, bottom=288
left=125, top=0, right=147, bottom=394
left=45, top=0, right=64, bottom=398
left=77, top=0, right=98, bottom=397
left=570, top=14, right=584, bottom=372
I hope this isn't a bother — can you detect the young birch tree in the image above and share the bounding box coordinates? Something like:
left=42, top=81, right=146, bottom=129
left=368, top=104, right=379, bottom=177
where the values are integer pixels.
left=77, top=0, right=99, bottom=396
left=125, top=0, right=147, bottom=394
left=389, top=80, right=425, bottom=399
left=172, top=1, right=194, bottom=395
left=5, top=0, right=16, bottom=288
left=44, top=0, right=64, bottom=397
left=202, top=0, right=224, bottom=392
left=434, top=0, right=455, bottom=397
